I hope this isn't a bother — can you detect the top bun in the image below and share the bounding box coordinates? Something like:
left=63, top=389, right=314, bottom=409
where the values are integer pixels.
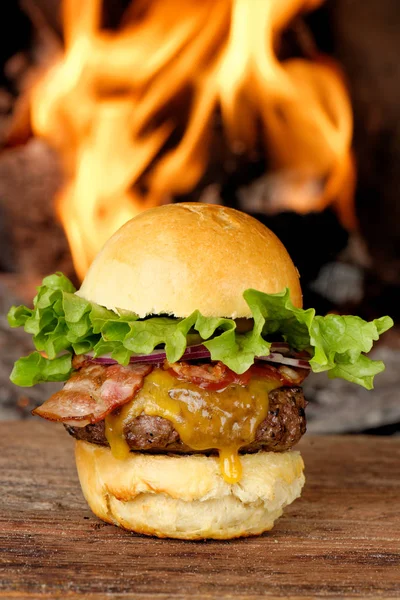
left=78, top=203, right=302, bottom=318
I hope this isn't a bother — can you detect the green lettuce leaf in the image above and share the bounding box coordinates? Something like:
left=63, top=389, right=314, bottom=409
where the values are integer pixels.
left=8, top=273, right=393, bottom=389
left=9, top=352, right=72, bottom=387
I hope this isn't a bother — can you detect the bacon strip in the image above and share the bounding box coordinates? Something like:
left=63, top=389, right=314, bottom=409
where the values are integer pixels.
left=166, top=361, right=236, bottom=390
left=33, top=363, right=152, bottom=425
left=167, top=360, right=308, bottom=390
left=33, top=357, right=308, bottom=425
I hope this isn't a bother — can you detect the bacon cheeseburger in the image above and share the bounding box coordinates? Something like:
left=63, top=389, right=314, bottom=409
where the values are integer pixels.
left=9, top=203, right=392, bottom=539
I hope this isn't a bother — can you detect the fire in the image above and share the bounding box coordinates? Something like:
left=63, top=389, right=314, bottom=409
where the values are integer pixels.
left=31, top=0, right=354, bottom=279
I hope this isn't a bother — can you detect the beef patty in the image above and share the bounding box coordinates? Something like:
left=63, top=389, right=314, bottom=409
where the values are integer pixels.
left=66, top=385, right=306, bottom=453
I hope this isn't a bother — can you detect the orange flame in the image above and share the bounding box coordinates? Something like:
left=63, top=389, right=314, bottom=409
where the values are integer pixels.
left=31, top=0, right=354, bottom=279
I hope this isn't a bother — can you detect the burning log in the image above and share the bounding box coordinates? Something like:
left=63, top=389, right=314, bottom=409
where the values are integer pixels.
left=0, top=279, right=61, bottom=420
left=0, top=139, right=74, bottom=290
left=304, top=346, right=400, bottom=434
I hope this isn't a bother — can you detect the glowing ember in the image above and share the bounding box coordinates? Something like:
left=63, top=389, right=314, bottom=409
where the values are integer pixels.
left=31, top=0, right=354, bottom=279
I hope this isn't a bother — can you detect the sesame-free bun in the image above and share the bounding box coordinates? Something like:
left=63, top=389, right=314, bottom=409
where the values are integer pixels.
left=77, top=203, right=302, bottom=318
left=75, top=441, right=305, bottom=540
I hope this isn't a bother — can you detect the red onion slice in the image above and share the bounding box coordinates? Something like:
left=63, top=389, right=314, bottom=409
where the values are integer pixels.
left=84, top=344, right=211, bottom=365
left=84, top=342, right=310, bottom=369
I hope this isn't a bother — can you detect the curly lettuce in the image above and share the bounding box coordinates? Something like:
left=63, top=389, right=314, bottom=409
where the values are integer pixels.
left=8, top=273, right=393, bottom=389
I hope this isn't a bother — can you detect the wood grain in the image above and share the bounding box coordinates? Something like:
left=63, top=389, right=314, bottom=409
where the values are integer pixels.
left=0, top=421, right=399, bottom=599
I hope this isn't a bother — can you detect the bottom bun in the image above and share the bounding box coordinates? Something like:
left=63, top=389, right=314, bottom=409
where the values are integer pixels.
left=75, top=441, right=305, bottom=540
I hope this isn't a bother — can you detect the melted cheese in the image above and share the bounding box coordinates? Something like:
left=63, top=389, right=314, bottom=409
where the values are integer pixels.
left=105, top=370, right=280, bottom=483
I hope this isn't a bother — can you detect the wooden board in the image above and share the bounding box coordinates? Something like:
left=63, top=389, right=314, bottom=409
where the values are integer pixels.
left=0, top=421, right=399, bottom=599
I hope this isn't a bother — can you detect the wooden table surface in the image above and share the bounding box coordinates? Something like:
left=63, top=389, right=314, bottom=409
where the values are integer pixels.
left=0, top=422, right=399, bottom=599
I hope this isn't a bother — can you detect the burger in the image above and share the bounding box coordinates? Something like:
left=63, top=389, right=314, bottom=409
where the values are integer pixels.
left=8, top=203, right=392, bottom=539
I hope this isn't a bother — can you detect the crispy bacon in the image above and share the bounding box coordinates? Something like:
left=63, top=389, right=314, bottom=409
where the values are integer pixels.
left=166, top=361, right=236, bottom=390
left=167, top=360, right=308, bottom=390
left=71, top=354, right=93, bottom=370
left=33, top=363, right=152, bottom=425
left=277, top=364, right=309, bottom=386
left=33, top=355, right=308, bottom=426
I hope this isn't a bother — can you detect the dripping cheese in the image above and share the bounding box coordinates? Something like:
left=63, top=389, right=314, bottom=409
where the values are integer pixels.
left=105, top=369, right=281, bottom=483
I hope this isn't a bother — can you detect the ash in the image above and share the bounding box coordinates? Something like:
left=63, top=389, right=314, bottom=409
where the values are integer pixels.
left=304, top=347, right=400, bottom=434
